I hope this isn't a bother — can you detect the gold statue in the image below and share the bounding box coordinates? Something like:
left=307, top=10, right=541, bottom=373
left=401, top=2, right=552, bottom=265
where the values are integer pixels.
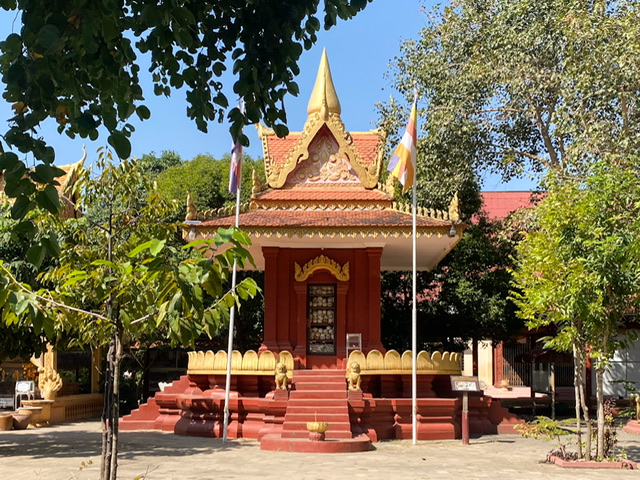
left=31, top=345, right=63, bottom=401
left=252, top=169, right=263, bottom=196
left=185, top=192, right=197, bottom=221
left=448, top=191, right=460, bottom=221
left=345, top=362, right=362, bottom=391
left=275, top=363, right=288, bottom=390
left=632, top=393, right=640, bottom=421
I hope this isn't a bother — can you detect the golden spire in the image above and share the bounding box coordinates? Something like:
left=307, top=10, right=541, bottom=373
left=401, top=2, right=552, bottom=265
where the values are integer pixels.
left=307, top=49, right=341, bottom=117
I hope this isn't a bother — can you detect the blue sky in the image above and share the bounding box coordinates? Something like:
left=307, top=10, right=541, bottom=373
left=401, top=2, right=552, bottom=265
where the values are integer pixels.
left=0, top=1, right=533, bottom=190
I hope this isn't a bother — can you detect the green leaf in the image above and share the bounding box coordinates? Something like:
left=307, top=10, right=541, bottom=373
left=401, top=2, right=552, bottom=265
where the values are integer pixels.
left=108, top=131, right=132, bottom=159
left=0, top=152, right=19, bottom=170
left=136, top=105, right=151, bottom=120
left=11, top=195, right=36, bottom=220
left=26, top=244, right=46, bottom=267
left=36, top=25, right=60, bottom=48
left=128, top=241, right=152, bottom=258
left=149, top=238, right=166, bottom=256
left=35, top=184, right=61, bottom=214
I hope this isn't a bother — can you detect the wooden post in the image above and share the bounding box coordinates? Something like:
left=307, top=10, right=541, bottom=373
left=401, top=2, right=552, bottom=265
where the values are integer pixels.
left=462, top=391, right=469, bottom=445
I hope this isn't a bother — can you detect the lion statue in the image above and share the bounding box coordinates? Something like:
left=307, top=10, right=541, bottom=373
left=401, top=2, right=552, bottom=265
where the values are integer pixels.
left=345, top=362, right=361, bottom=391
left=275, top=363, right=288, bottom=390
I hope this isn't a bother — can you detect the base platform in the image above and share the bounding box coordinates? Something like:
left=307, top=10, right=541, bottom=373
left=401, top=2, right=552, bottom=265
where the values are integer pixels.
left=260, top=433, right=372, bottom=453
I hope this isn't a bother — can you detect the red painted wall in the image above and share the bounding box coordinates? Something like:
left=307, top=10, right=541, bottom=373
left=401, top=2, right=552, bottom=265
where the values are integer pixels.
left=260, top=247, right=384, bottom=368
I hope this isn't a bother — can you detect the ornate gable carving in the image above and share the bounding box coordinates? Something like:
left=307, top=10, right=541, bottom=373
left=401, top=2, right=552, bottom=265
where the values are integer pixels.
left=294, top=255, right=350, bottom=282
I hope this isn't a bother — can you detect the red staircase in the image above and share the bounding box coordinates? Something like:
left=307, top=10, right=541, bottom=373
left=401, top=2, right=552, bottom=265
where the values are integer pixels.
left=120, top=375, right=190, bottom=431
left=281, top=369, right=352, bottom=440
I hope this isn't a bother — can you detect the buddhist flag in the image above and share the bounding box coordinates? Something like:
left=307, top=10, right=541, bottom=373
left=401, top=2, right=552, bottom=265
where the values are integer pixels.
left=229, top=139, right=242, bottom=194
left=228, top=101, right=244, bottom=194
left=387, top=97, right=417, bottom=194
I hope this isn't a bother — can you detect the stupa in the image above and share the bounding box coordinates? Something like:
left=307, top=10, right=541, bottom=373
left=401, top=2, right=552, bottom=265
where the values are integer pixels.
left=120, top=51, right=521, bottom=451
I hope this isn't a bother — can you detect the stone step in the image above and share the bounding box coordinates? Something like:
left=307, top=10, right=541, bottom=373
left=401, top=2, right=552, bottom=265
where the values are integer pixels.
left=284, top=412, right=349, bottom=423
left=287, top=398, right=348, bottom=408
left=293, top=369, right=345, bottom=378
left=284, top=405, right=349, bottom=415
left=289, top=390, right=347, bottom=400
left=293, top=381, right=346, bottom=390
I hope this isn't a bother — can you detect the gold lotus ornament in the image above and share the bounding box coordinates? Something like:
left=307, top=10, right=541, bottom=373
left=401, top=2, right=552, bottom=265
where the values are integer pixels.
left=306, top=421, right=329, bottom=434
left=307, top=415, right=328, bottom=441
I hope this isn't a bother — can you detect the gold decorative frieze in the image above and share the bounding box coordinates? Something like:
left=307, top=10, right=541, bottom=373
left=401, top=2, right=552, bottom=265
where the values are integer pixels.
left=192, top=225, right=454, bottom=240
left=187, top=349, right=294, bottom=378
left=347, top=349, right=461, bottom=375
left=294, top=255, right=349, bottom=282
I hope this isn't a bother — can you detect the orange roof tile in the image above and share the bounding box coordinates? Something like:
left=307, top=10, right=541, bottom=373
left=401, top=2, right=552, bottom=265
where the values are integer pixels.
left=264, top=134, right=301, bottom=169
left=480, top=191, right=542, bottom=221
left=200, top=209, right=449, bottom=229
left=350, top=133, right=382, bottom=167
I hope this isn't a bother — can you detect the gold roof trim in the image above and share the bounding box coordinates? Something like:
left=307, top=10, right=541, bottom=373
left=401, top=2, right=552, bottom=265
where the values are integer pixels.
left=294, top=254, right=349, bottom=282
left=251, top=201, right=391, bottom=211
left=192, top=225, right=454, bottom=240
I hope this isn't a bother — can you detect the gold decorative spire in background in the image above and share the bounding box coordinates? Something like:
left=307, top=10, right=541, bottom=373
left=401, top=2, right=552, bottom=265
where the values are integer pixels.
left=307, top=49, right=342, bottom=117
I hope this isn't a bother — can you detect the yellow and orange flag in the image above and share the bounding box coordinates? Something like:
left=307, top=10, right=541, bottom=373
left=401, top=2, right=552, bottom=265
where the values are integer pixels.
left=387, top=97, right=417, bottom=194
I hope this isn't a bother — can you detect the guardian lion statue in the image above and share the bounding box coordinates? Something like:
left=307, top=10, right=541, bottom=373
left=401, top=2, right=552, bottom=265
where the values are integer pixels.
left=275, top=363, right=288, bottom=390
left=346, top=362, right=362, bottom=391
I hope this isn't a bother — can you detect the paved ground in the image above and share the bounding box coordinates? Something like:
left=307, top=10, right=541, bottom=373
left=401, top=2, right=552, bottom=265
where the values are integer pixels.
left=1, top=420, right=640, bottom=480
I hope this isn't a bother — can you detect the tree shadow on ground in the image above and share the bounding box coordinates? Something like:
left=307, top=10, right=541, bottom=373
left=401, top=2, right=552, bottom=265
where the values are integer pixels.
left=0, top=420, right=244, bottom=461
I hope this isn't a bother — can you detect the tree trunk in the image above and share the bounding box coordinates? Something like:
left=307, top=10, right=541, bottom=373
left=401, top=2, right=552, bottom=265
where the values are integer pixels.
left=109, top=328, right=123, bottom=480
left=100, top=339, right=115, bottom=480
left=574, top=340, right=591, bottom=460
left=596, top=365, right=605, bottom=459
left=572, top=342, right=583, bottom=458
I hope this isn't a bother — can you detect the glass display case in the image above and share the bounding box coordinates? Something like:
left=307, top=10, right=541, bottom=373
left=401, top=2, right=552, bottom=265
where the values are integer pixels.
left=307, top=284, right=336, bottom=355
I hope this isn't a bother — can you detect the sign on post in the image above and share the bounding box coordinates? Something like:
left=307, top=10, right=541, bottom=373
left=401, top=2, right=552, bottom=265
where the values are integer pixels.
left=450, top=376, right=480, bottom=445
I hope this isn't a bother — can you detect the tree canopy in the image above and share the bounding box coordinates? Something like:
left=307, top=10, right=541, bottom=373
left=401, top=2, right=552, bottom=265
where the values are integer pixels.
left=380, top=0, right=640, bottom=191
left=0, top=0, right=371, bottom=218
left=512, top=155, right=640, bottom=459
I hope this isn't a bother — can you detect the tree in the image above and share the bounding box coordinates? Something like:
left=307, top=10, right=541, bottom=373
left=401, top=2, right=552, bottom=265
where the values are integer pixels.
left=155, top=152, right=263, bottom=213
left=0, top=0, right=372, bottom=219
left=379, top=0, right=640, bottom=190
left=512, top=156, right=640, bottom=459
left=0, top=201, right=57, bottom=360
left=381, top=199, right=522, bottom=353
left=0, top=153, right=258, bottom=480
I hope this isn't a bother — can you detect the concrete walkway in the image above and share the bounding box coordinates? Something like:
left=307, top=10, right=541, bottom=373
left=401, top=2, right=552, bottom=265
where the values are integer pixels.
left=1, top=420, right=640, bottom=480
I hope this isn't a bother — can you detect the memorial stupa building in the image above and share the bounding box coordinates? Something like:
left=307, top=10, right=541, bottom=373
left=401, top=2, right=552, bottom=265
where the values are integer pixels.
left=120, top=51, right=521, bottom=450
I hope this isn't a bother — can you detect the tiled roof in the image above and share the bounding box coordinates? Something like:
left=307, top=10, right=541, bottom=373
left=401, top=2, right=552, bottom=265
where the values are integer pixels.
left=350, top=133, right=382, bottom=167
left=200, top=209, right=450, bottom=229
left=262, top=131, right=381, bottom=171
left=480, top=191, right=541, bottom=221
left=264, top=134, right=301, bottom=169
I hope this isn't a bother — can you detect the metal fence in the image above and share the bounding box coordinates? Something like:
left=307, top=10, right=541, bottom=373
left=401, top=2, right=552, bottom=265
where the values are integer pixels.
left=502, top=341, right=574, bottom=387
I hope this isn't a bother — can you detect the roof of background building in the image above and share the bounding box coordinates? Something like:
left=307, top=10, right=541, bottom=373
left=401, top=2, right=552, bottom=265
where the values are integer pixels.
left=479, top=191, right=541, bottom=221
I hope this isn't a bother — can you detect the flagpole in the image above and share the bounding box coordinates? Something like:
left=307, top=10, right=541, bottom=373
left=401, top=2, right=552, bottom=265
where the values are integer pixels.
left=386, top=87, right=419, bottom=444
left=222, top=185, right=241, bottom=443
left=411, top=177, right=417, bottom=445
left=223, top=101, right=244, bottom=443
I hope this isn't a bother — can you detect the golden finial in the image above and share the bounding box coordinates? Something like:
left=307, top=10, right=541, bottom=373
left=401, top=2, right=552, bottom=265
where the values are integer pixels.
left=252, top=169, right=263, bottom=196
left=448, top=192, right=460, bottom=221
left=384, top=174, right=396, bottom=198
left=307, top=49, right=342, bottom=117
left=185, top=192, right=197, bottom=221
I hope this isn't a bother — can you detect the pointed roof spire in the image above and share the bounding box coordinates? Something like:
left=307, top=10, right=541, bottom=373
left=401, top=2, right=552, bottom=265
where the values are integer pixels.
left=307, top=49, right=342, bottom=116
